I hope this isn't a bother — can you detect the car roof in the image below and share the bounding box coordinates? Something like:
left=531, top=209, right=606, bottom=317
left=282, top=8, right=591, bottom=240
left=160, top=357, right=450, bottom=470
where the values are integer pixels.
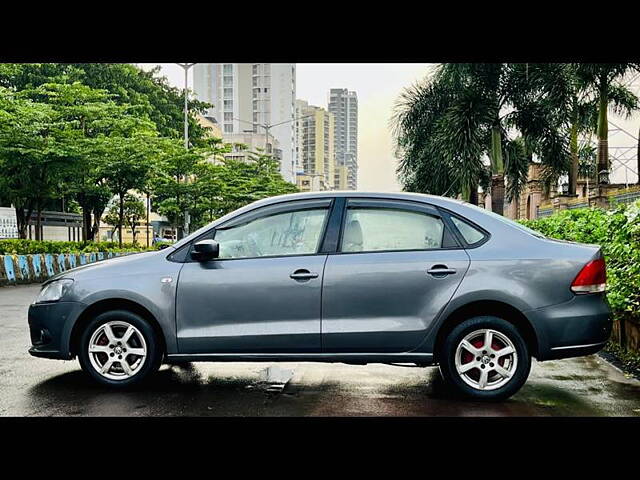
left=245, top=190, right=467, bottom=208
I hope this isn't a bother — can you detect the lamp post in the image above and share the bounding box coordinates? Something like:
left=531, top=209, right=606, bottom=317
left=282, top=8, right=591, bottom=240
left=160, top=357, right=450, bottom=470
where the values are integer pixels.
left=234, top=116, right=312, bottom=152
left=176, top=63, right=196, bottom=238
left=233, top=114, right=314, bottom=176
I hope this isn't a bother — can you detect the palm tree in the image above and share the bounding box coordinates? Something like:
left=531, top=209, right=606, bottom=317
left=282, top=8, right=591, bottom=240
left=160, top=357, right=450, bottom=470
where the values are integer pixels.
left=392, top=67, right=487, bottom=205
left=530, top=64, right=639, bottom=194
left=518, top=64, right=593, bottom=196
left=573, top=64, right=640, bottom=184
left=393, top=63, right=568, bottom=215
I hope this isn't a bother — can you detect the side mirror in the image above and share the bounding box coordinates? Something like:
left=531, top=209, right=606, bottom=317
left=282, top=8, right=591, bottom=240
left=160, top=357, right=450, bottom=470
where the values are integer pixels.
left=191, top=239, right=219, bottom=262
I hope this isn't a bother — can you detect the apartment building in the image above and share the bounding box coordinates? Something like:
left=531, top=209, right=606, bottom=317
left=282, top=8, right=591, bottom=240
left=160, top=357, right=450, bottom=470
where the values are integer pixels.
left=295, top=100, right=335, bottom=191
left=328, top=88, right=358, bottom=190
left=193, top=63, right=296, bottom=183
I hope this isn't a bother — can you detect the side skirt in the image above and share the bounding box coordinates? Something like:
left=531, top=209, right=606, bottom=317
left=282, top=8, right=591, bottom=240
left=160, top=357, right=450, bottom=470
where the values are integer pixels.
left=165, top=352, right=434, bottom=365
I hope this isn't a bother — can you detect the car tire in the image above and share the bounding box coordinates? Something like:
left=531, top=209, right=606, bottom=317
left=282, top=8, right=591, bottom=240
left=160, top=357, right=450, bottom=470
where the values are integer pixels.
left=78, top=310, right=162, bottom=388
left=438, top=316, right=531, bottom=401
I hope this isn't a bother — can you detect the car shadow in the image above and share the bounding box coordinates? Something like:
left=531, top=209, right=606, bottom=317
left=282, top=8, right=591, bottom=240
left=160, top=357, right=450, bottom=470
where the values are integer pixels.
left=26, top=364, right=296, bottom=416
left=26, top=362, right=612, bottom=416
left=30, top=364, right=248, bottom=395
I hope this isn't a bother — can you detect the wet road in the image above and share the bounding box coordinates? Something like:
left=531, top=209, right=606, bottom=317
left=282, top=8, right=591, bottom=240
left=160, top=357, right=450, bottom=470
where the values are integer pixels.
left=2, top=284, right=640, bottom=416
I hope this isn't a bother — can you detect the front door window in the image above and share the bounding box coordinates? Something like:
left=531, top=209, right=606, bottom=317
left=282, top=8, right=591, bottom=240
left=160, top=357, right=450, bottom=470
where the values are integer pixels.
left=215, top=208, right=329, bottom=259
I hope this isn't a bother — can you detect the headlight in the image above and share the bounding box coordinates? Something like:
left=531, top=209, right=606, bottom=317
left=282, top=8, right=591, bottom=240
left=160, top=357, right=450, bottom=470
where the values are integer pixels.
left=35, top=279, right=74, bottom=304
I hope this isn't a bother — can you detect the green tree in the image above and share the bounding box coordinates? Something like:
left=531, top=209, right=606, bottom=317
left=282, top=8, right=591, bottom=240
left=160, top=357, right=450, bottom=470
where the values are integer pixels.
left=0, top=87, right=66, bottom=238
left=21, top=81, right=159, bottom=242
left=0, top=64, right=217, bottom=242
left=0, top=63, right=214, bottom=143
left=67, top=63, right=213, bottom=143
left=573, top=64, right=640, bottom=181
left=103, top=194, right=146, bottom=244
left=393, top=63, right=571, bottom=214
left=98, top=134, right=160, bottom=247
left=150, top=136, right=232, bottom=234
left=524, top=64, right=639, bottom=195
left=213, top=151, right=299, bottom=215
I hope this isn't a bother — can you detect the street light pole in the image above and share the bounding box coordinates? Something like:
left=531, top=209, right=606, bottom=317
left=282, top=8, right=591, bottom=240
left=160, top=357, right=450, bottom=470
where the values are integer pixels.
left=233, top=113, right=313, bottom=166
left=176, top=63, right=196, bottom=238
left=177, top=63, right=196, bottom=149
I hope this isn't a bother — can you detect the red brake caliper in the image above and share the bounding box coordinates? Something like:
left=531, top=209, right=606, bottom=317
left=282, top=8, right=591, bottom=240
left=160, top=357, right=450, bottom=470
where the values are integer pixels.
left=96, top=332, right=109, bottom=363
left=462, top=338, right=483, bottom=364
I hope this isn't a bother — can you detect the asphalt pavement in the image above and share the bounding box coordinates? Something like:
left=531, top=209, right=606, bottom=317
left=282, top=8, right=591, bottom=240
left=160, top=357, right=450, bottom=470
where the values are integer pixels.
left=2, top=284, right=639, bottom=416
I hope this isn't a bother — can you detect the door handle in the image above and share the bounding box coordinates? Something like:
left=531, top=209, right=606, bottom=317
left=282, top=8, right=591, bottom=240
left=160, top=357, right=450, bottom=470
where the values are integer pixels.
left=290, top=269, right=319, bottom=280
left=427, top=265, right=457, bottom=276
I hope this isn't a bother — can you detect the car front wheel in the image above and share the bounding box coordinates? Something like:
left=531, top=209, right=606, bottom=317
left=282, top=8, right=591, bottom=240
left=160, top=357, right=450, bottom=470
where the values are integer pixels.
left=439, top=316, right=531, bottom=401
left=78, top=310, right=162, bottom=387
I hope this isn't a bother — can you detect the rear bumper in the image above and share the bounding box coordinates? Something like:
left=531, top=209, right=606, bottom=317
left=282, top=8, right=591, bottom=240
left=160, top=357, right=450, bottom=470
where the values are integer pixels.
left=28, top=301, right=85, bottom=360
left=525, top=293, right=611, bottom=361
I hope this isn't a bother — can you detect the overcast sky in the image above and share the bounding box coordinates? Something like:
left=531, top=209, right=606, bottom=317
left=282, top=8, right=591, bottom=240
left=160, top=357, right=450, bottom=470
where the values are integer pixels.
left=141, top=63, right=434, bottom=191
left=142, top=64, right=639, bottom=187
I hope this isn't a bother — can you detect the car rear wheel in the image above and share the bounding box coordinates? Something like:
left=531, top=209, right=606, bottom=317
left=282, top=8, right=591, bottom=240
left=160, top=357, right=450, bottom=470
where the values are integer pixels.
left=439, top=316, right=531, bottom=401
left=78, top=310, right=162, bottom=387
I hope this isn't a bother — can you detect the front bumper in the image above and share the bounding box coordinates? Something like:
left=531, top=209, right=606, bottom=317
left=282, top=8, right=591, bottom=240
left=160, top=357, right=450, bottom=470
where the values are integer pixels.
left=28, top=301, right=86, bottom=360
left=525, top=293, right=612, bottom=361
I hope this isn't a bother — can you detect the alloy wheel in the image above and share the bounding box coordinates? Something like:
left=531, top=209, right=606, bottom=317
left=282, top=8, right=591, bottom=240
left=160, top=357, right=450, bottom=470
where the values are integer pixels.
left=87, top=321, right=147, bottom=381
left=454, top=328, right=518, bottom=391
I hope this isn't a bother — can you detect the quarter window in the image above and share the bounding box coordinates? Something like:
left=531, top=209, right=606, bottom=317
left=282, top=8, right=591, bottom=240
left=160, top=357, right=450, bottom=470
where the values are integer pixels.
left=214, top=208, right=329, bottom=259
left=450, top=216, right=486, bottom=245
left=341, top=208, right=445, bottom=253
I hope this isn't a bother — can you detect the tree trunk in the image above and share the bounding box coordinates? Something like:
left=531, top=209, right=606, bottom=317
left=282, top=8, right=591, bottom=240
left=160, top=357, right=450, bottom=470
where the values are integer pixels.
left=91, top=216, right=100, bottom=242
left=568, top=121, right=579, bottom=196
left=35, top=203, right=43, bottom=241
left=91, top=205, right=106, bottom=242
left=15, top=204, right=33, bottom=239
left=491, top=175, right=505, bottom=215
left=118, top=193, right=124, bottom=248
left=596, top=85, right=609, bottom=181
left=469, top=183, right=479, bottom=206
left=78, top=197, right=92, bottom=242
left=489, top=125, right=505, bottom=215
left=461, top=182, right=470, bottom=202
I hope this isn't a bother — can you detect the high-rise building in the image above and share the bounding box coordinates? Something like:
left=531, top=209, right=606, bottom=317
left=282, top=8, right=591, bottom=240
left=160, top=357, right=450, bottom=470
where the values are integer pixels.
left=295, top=100, right=334, bottom=191
left=193, top=63, right=297, bottom=183
left=328, top=88, right=358, bottom=190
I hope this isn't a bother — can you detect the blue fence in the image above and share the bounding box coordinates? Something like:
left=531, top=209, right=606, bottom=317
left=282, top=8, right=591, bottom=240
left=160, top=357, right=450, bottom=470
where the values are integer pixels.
left=0, top=251, right=134, bottom=286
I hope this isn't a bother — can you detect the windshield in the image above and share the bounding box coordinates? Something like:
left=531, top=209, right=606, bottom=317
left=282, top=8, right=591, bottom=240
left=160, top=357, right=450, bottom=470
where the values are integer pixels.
left=461, top=202, right=546, bottom=238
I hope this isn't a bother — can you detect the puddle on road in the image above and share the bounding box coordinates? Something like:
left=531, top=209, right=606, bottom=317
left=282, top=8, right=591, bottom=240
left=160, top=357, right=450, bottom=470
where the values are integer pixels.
left=251, top=365, right=295, bottom=393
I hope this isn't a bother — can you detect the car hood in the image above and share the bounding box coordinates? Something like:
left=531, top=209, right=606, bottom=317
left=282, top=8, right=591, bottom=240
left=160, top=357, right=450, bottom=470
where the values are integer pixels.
left=47, top=249, right=171, bottom=284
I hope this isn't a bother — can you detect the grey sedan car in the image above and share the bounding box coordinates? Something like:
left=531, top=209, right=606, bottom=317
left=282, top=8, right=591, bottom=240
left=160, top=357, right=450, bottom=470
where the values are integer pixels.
left=28, top=192, right=611, bottom=400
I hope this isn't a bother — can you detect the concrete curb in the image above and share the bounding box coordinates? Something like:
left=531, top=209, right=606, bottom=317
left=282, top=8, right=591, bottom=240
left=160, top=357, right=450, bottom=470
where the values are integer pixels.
left=0, top=251, right=134, bottom=287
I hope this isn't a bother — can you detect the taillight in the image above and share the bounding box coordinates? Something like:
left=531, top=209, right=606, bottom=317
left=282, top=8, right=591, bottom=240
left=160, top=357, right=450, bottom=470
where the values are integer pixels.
left=571, top=258, right=606, bottom=294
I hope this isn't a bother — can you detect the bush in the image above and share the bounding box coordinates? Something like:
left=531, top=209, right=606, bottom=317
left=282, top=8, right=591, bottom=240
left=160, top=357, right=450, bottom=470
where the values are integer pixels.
left=521, top=201, right=640, bottom=318
left=0, top=239, right=156, bottom=255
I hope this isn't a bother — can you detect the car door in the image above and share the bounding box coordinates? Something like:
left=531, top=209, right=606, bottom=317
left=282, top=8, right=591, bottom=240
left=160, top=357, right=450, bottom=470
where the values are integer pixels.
left=321, top=198, right=470, bottom=353
left=176, top=199, right=333, bottom=354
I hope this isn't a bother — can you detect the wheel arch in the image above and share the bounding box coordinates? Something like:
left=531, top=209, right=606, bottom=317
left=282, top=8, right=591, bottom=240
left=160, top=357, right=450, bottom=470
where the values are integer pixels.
left=69, top=298, right=167, bottom=357
left=433, top=300, right=539, bottom=361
